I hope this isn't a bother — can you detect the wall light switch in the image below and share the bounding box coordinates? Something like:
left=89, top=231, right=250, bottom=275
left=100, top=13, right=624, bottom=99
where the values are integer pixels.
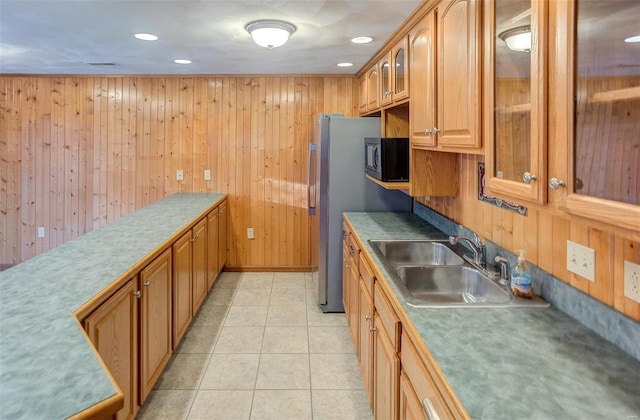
left=204, top=169, right=211, bottom=181
left=566, top=240, right=595, bottom=282
left=37, top=227, right=45, bottom=238
left=176, top=169, right=184, bottom=181
left=247, top=228, right=254, bottom=239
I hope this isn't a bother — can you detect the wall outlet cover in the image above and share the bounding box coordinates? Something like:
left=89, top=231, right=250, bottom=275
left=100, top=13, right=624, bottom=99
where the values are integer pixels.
left=176, top=169, right=184, bottom=181
left=247, top=228, right=254, bottom=239
left=566, top=240, right=596, bottom=282
left=204, top=169, right=211, bottom=181
left=624, top=260, right=640, bottom=303
left=37, top=227, right=45, bottom=238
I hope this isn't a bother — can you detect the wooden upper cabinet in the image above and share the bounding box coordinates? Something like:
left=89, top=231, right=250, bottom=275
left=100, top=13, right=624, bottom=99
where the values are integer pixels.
left=410, top=9, right=437, bottom=148
left=359, top=74, right=368, bottom=114
left=437, top=0, right=481, bottom=149
left=380, top=52, right=393, bottom=107
left=367, top=64, right=380, bottom=112
left=550, top=0, right=640, bottom=232
left=392, top=37, right=410, bottom=103
left=484, top=0, right=548, bottom=205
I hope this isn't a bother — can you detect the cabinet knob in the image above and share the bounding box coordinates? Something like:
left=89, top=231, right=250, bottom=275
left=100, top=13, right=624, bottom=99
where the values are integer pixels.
left=144, top=281, right=150, bottom=287
left=364, top=314, right=371, bottom=321
left=432, top=127, right=440, bottom=134
left=369, top=326, right=377, bottom=332
left=133, top=290, right=141, bottom=298
left=422, top=397, right=441, bottom=420
left=522, top=172, right=537, bottom=184
left=190, top=238, right=196, bottom=242
left=548, top=178, right=566, bottom=190
left=424, top=129, right=432, bottom=135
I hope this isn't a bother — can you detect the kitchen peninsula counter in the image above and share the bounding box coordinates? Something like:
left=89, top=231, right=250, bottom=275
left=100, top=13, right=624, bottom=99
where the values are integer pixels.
left=345, top=211, right=640, bottom=419
left=0, top=193, right=225, bottom=419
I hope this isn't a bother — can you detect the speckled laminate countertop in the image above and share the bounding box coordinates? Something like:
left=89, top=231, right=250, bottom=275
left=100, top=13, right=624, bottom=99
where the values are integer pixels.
left=0, top=193, right=225, bottom=419
left=345, top=211, right=640, bottom=419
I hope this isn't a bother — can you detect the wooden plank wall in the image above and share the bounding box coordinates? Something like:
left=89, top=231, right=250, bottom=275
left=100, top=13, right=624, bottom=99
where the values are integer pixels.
left=416, top=153, right=640, bottom=321
left=0, top=76, right=358, bottom=269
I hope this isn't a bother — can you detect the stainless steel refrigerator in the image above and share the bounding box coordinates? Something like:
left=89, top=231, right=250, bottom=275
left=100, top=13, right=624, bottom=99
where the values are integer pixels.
left=308, top=114, right=412, bottom=313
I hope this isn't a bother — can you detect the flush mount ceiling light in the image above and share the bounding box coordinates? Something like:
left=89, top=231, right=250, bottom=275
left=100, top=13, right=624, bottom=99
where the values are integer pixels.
left=245, top=19, right=296, bottom=49
left=499, top=25, right=532, bottom=52
left=351, top=36, right=373, bottom=44
left=134, top=33, right=158, bottom=41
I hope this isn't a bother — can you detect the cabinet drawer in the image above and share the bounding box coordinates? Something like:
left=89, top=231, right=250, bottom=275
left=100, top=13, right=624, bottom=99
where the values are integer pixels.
left=375, top=281, right=400, bottom=349
left=401, top=332, right=453, bottom=420
left=359, top=254, right=375, bottom=297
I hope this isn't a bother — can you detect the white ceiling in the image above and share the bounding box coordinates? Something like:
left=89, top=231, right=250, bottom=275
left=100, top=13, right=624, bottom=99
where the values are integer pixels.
left=0, top=0, right=423, bottom=75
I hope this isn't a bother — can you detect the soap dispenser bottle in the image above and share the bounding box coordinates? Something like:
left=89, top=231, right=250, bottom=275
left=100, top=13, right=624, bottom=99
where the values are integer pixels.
left=511, top=250, right=532, bottom=298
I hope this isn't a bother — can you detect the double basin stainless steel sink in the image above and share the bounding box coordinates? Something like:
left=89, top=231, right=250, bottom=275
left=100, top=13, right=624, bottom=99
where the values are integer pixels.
left=369, top=240, right=549, bottom=308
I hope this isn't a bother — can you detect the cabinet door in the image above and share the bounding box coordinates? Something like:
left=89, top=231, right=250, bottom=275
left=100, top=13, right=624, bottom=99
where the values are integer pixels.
left=409, top=10, right=437, bottom=148
left=550, top=0, right=640, bottom=231
left=374, top=313, right=400, bottom=420
left=380, top=53, right=393, bottom=107
left=172, top=231, right=192, bottom=346
left=84, top=279, right=138, bottom=420
left=359, top=75, right=368, bottom=114
left=218, top=201, right=228, bottom=269
left=437, top=0, right=481, bottom=148
left=392, top=37, right=409, bottom=103
left=342, top=240, right=350, bottom=315
left=367, top=65, right=380, bottom=111
left=139, top=249, right=172, bottom=402
left=207, top=208, right=219, bottom=290
left=399, top=371, right=424, bottom=420
left=484, top=0, right=548, bottom=204
left=348, top=255, right=360, bottom=355
left=192, top=218, right=208, bottom=315
left=358, top=279, right=374, bottom=408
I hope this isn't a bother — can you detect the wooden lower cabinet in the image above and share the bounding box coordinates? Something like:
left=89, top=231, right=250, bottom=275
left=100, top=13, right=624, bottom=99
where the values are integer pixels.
left=84, top=279, right=138, bottom=420
left=207, top=208, right=220, bottom=290
left=191, top=218, right=208, bottom=315
left=218, top=200, right=228, bottom=269
left=359, top=278, right=375, bottom=407
left=375, top=312, right=400, bottom=419
left=173, top=230, right=193, bottom=346
left=139, top=249, right=173, bottom=403
left=400, top=370, right=424, bottom=420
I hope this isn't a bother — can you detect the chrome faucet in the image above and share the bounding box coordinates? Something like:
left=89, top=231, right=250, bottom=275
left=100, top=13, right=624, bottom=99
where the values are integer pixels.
left=494, top=256, right=510, bottom=286
left=449, top=234, right=487, bottom=268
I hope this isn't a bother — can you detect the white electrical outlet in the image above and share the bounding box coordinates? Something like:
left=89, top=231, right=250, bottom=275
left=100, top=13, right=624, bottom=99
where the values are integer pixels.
left=204, top=169, right=211, bottom=181
left=624, top=260, right=640, bottom=303
left=176, top=169, right=184, bottom=181
left=37, top=227, right=45, bottom=238
left=566, top=240, right=596, bottom=281
left=247, top=228, right=254, bottom=239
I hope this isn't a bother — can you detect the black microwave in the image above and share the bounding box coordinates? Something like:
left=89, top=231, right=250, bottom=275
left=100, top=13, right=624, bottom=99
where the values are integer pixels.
left=364, top=137, right=409, bottom=182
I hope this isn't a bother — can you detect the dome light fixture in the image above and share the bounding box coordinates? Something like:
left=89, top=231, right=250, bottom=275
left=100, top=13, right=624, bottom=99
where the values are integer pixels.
left=246, top=19, right=296, bottom=49
left=351, top=36, right=373, bottom=44
left=499, top=25, right=532, bottom=52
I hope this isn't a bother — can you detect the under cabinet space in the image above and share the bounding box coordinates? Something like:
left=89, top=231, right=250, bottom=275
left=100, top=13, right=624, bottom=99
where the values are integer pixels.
left=409, top=149, right=459, bottom=197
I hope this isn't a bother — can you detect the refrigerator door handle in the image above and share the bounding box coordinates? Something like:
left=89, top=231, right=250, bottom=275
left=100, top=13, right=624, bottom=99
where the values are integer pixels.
left=307, top=143, right=317, bottom=215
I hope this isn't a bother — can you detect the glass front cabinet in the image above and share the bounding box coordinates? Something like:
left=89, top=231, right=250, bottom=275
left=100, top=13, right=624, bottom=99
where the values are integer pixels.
left=485, top=0, right=640, bottom=232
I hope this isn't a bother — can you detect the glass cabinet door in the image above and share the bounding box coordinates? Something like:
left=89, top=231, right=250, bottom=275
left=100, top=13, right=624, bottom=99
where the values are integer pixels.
left=552, top=0, right=640, bottom=231
left=380, top=57, right=392, bottom=106
left=484, top=0, right=547, bottom=204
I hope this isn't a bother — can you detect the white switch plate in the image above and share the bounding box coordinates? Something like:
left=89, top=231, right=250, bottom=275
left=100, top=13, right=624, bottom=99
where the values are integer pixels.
left=176, top=169, right=184, bottom=181
left=624, top=260, right=640, bottom=303
left=204, top=169, right=211, bottom=181
left=566, top=240, right=595, bottom=281
left=247, top=228, right=254, bottom=239
left=37, top=227, right=45, bottom=238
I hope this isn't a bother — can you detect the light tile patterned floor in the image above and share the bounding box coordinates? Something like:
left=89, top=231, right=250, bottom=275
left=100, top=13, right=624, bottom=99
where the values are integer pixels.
left=137, top=272, right=373, bottom=420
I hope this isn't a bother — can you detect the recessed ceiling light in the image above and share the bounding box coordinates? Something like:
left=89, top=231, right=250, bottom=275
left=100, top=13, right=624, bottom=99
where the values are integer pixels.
left=351, top=36, right=373, bottom=44
left=337, top=62, right=353, bottom=67
left=134, top=33, right=158, bottom=41
left=174, top=59, right=192, bottom=64
left=624, top=35, right=640, bottom=43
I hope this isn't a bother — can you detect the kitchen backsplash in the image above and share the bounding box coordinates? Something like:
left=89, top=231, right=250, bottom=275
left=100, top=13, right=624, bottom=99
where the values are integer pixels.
left=412, top=201, right=640, bottom=362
